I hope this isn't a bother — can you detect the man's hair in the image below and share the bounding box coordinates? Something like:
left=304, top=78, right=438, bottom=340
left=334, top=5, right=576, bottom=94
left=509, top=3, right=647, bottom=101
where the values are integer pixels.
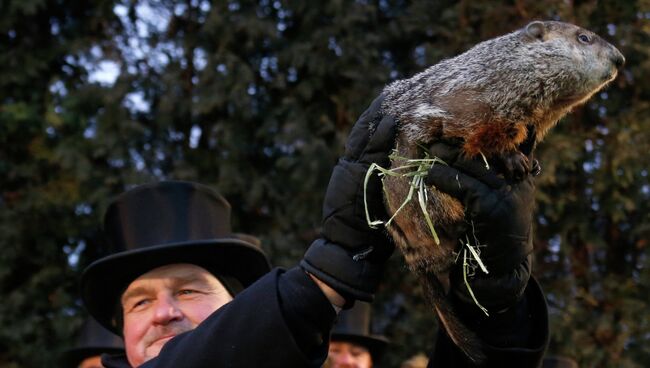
left=112, top=289, right=126, bottom=335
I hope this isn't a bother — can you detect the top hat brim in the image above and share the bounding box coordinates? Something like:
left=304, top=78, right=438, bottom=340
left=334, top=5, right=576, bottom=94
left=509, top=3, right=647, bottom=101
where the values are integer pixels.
left=81, top=237, right=270, bottom=335
left=330, top=333, right=389, bottom=362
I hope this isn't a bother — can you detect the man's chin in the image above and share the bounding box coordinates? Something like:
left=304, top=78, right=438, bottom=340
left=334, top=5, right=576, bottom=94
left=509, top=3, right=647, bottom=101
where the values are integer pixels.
left=144, top=336, right=175, bottom=361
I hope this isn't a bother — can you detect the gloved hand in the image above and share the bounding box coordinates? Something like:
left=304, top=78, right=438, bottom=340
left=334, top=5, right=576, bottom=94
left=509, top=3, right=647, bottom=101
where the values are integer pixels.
left=301, top=95, right=396, bottom=303
left=425, top=142, right=536, bottom=314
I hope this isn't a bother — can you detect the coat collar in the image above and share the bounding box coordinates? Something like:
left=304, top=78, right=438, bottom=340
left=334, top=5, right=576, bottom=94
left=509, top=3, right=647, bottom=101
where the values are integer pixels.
left=101, top=352, right=132, bottom=368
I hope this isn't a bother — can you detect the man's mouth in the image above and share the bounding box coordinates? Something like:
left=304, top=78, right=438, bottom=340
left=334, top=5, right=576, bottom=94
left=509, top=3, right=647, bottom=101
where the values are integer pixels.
left=153, top=334, right=175, bottom=346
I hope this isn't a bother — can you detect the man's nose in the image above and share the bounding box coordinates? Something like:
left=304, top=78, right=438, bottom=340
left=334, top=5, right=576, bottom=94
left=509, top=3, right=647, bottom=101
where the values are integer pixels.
left=333, top=352, right=355, bottom=367
left=152, top=295, right=183, bottom=324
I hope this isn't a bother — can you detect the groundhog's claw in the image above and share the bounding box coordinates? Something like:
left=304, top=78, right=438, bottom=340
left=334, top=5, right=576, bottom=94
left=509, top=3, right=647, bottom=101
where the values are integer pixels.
left=503, top=151, right=530, bottom=181
left=531, top=159, right=542, bottom=176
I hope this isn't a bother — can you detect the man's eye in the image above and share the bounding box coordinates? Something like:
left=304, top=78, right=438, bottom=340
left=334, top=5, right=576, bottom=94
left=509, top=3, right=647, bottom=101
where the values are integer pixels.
left=131, top=299, right=149, bottom=310
left=178, top=289, right=197, bottom=296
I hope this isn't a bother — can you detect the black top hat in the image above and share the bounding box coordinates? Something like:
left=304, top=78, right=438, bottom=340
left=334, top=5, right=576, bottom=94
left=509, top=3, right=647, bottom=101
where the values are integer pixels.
left=60, top=317, right=124, bottom=367
left=330, top=302, right=389, bottom=363
left=81, top=181, right=271, bottom=334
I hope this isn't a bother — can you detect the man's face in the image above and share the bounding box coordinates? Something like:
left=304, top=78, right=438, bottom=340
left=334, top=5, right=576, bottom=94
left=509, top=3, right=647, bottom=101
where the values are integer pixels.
left=327, top=341, right=373, bottom=368
left=121, top=263, right=233, bottom=367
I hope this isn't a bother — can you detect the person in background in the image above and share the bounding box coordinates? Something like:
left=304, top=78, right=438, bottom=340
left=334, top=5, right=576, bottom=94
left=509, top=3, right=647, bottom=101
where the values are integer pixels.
left=326, top=302, right=389, bottom=368
left=60, top=317, right=124, bottom=368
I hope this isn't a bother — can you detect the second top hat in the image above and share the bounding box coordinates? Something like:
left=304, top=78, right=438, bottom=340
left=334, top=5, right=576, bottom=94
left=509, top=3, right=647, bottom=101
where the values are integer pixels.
left=331, top=302, right=389, bottom=362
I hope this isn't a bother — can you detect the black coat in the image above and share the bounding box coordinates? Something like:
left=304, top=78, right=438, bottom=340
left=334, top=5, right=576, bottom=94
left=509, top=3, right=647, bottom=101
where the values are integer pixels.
left=102, top=268, right=548, bottom=367
left=428, top=277, right=549, bottom=367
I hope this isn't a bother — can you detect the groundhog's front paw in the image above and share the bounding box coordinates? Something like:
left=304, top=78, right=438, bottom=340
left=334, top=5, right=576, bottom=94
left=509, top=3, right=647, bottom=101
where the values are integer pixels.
left=531, top=159, right=542, bottom=176
left=502, top=151, right=530, bottom=181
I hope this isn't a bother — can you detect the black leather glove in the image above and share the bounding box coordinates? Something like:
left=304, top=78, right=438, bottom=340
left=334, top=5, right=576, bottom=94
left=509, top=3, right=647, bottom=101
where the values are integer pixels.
left=301, top=95, right=396, bottom=302
left=425, top=142, right=535, bottom=314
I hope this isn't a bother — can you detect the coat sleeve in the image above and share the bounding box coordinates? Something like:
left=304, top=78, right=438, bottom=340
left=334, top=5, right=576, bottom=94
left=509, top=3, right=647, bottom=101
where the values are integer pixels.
left=139, top=267, right=337, bottom=368
left=427, top=277, right=550, bottom=368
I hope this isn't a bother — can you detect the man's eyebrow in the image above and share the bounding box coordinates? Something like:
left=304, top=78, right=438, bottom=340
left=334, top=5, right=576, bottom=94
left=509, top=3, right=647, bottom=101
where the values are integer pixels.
left=121, top=286, right=151, bottom=305
left=121, top=273, right=216, bottom=304
left=170, top=273, right=214, bottom=288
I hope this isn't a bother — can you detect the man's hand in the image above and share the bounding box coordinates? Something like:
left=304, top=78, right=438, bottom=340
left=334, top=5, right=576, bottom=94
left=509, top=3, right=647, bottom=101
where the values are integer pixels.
left=425, top=143, right=536, bottom=313
left=301, top=95, right=396, bottom=304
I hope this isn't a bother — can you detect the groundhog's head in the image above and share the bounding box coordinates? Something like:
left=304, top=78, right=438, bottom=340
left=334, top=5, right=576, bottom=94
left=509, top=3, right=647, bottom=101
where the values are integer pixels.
left=521, top=20, right=625, bottom=106
left=380, top=20, right=625, bottom=151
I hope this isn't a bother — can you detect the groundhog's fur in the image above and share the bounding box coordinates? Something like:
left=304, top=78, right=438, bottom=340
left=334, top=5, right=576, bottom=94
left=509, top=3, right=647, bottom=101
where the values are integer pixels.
left=379, top=21, right=624, bottom=363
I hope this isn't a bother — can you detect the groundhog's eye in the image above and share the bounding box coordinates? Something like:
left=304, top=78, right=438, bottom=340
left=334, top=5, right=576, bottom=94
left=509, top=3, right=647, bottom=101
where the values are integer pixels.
left=578, top=34, right=592, bottom=44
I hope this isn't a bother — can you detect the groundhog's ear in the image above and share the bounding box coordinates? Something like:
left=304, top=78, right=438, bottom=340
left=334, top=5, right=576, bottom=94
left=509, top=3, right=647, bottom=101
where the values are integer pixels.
left=525, top=21, right=546, bottom=40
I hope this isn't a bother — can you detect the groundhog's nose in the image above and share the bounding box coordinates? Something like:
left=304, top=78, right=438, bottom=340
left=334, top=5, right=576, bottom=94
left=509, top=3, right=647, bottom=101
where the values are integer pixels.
left=613, top=50, right=625, bottom=69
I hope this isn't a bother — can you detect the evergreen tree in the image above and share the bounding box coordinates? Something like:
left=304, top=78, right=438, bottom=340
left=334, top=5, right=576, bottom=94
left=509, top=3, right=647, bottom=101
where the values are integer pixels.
left=1, top=1, right=648, bottom=366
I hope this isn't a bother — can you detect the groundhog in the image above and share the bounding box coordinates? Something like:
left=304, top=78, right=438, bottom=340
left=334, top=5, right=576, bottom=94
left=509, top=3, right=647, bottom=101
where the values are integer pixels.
left=375, top=20, right=624, bottom=363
